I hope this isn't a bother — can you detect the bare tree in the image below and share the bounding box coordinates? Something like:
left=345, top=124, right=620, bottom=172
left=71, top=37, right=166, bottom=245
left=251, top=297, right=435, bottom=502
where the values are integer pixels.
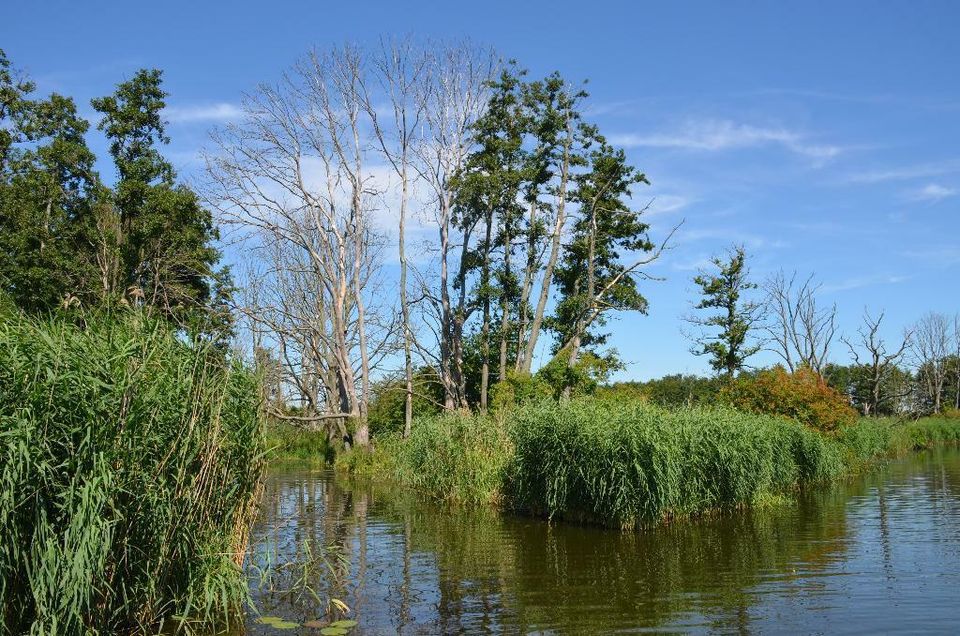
left=360, top=37, right=429, bottom=437
left=841, top=309, right=912, bottom=416
left=410, top=42, right=495, bottom=410
left=204, top=45, right=393, bottom=447
left=954, top=313, right=960, bottom=410
left=911, top=311, right=951, bottom=413
left=763, top=271, right=837, bottom=376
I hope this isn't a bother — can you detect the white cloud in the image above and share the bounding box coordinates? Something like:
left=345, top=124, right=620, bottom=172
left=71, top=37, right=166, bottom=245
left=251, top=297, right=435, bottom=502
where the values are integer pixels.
left=645, top=194, right=692, bottom=216
left=165, top=102, right=244, bottom=124
left=844, top=160, right=960, bottom=184
left=821, top=275, right=909, bottom=293
left=610, top=119, right=842, bottom=160
left=907, top=183, right=956, bottom=203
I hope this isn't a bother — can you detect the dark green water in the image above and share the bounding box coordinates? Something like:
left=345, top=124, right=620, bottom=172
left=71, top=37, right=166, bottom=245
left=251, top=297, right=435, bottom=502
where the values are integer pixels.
left=240, top=449, right=960, bottom=634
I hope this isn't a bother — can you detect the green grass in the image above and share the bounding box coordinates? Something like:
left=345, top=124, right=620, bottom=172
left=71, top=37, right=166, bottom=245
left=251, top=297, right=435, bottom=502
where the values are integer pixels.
left=0, top=310, right=265, bottom=634
left=264, top=422, right=334, bottom=465
left=337, top=399, right=960, bottom=530
left=336, top=413, right=511, bottom=506
left=509, top=400, right=845, bottom=528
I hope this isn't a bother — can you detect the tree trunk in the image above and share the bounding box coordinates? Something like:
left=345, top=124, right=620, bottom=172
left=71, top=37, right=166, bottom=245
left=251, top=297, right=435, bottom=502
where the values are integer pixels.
left=523, top=113, right=573, bottom=373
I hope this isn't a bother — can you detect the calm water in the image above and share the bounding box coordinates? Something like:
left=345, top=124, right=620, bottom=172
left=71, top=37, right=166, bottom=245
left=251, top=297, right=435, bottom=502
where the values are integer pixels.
left=238, top=449, right=960, bottom=634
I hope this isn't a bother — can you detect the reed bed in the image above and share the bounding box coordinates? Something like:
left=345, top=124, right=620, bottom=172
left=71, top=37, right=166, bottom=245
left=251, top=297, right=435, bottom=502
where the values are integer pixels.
left=338, top=399, right=960, bottom=530
left=0, top=311, right=265, bottom=634
left=509, top=400, right=845, bottom=528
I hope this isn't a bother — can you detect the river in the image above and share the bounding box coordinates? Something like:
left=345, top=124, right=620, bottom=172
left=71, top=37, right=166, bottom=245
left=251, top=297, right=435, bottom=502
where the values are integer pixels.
left=238, top=448, right=960, bottom=634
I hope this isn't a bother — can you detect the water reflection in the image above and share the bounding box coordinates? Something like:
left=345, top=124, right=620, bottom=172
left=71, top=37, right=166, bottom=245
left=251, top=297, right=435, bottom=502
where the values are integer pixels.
left=236, top=448, right=960, bottom=634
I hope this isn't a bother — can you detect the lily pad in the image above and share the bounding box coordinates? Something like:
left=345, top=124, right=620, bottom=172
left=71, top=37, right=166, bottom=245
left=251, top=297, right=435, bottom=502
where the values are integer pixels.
left=320, top=628, right=348, bottom=636
left=303, top=619, right=327, bottom=628
left=330, top=620, right=358, bottom=628
left=256, top=616, right=285, bottom=625
left=273, top=621, right=300, bottom=629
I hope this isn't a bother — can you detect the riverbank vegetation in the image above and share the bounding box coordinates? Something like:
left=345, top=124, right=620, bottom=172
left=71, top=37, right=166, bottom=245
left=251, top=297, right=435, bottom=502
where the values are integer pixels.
left=2, top=37, right=960, bottom=629
left=0, top=50, right=267, bottom=633
left=0, top=309, right=264, bottom=633
left=337, top=401, right=960, bottom=527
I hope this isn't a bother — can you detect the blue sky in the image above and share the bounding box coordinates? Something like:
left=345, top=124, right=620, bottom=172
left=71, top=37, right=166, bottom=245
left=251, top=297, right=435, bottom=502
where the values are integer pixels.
left=4, top=1, right=958, bottom=380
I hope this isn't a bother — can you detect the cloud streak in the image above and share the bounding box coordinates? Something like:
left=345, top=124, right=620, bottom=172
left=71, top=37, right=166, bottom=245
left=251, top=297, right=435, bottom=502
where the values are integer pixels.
left=610, top=119, right=842, bottom=160
left=165, top=102, right=243, bottom=124
left=906, top=183, right=956, bottom=203
left=844, top=159, right=960, bottom=184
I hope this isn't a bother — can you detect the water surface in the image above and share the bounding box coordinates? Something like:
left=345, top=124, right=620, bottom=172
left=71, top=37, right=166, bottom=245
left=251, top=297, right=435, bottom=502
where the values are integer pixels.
left=239, top=449, right=960, bottom=634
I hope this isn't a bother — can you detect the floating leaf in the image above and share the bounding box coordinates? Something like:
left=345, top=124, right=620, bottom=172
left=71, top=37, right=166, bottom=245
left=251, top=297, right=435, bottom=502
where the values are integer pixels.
left=303, top=619, right=327, bottom=628
left=320, top=628, right=348, bottom=636
left=330, top=620, right=358, bottom=629
left=257, top=616, right=285, bottom=625
left=273, top=621, right=300, bottom=629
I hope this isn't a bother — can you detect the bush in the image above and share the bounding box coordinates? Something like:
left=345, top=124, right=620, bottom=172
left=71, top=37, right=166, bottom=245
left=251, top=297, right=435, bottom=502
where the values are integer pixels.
left=338, top=412, right=512, bottom=506
left=0, top=311, right=264, bottom=633
left=720, top=366, right=858, bottom=433
left=264, top=422, right=334, bottom=463
left=489, top=370, right=553, bottom=412
left=366, top=369, right=444, bottom=436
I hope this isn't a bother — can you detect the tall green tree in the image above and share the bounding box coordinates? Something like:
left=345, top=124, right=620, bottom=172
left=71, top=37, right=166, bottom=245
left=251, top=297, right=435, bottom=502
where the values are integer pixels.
left=92, top=69, right=225, bottom=328
left=549, top=139, right=654, bottom=392
left=0, top=49, right=101, bottom=312
left=455, top=63, right=528, bottom=408
left=686, top=245, right=763, bottom=378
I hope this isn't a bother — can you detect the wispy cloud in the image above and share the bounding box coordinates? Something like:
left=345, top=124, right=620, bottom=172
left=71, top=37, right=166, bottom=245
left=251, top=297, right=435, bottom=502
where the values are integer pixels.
left=645, top=194, right=692, bottom=216
left=844, top=159, right=960, bottom=184
left=821, top=274, right=909, bottom=293
left=905, top=183, right=956, bottom=203
left=165, top=102, right=243, bottom=124
left=902, top=246, right=960, bottom=268
left=610, top=119, right=842, bottom=160
left=678, top=227, right=788, bottom=250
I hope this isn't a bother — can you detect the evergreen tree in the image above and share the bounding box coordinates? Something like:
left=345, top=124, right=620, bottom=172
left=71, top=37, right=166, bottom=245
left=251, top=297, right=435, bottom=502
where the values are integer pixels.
left=687, top=245, right=762, bottom=377
left=550, top=139, right=653, bottom=385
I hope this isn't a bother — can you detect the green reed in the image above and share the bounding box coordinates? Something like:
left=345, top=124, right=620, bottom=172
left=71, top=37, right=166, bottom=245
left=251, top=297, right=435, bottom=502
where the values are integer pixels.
left=0, top=310, right=265, bottom=634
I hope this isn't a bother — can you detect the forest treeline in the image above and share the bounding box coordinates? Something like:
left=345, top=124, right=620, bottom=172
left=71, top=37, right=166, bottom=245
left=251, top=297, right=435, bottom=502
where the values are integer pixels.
left=2, top=43, right=958, bottom=452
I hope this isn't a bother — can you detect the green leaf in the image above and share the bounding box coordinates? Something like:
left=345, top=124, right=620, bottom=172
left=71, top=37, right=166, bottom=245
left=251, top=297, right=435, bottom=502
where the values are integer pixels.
left=256, top=616, right=285, bottom=624
left=320, top=628, right=348, bottom=636
left=330, top=620, right=358, bottom=628
left=273, top=621, right=300, bottom=629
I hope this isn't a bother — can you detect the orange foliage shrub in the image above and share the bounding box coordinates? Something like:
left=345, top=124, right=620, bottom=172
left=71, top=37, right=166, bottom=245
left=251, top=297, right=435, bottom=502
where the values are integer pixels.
left=719, top=366, right=858, bottom=433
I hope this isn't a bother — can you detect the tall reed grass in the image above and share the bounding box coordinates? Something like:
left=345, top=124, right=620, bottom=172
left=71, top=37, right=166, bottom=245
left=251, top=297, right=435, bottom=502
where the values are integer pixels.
left=338, top=399, right=960, bottom=530
left=509, top=400, right=845, bottom=528
left=0, top=310, right=265, bottom=634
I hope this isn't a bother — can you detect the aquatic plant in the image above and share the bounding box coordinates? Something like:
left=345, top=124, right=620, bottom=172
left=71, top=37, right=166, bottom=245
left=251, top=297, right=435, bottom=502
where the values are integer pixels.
left=508, top=399, right=845, bottom=528
left=0, top=310, right=265, bottom=633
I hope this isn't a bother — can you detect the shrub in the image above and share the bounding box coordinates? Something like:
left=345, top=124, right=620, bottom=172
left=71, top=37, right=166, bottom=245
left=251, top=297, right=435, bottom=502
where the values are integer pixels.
left=264, top=422, right=334, bottom=463
left=0, top=311, right=264, bottom=633
left=720, top=366, right=858, bottom=433
left=490, top=370, right=553, bottom=412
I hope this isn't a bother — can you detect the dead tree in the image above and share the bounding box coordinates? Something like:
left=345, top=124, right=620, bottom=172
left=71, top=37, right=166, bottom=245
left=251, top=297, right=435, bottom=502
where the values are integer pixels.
left=204, top=45, right=392, bottom=447
left=841, top=309, right=912, bottom=416
left=410, top=42, right=495, bottom=410
left=763, top=271, right=837, bottom=377
left=911, top=311, right=951, bottom=413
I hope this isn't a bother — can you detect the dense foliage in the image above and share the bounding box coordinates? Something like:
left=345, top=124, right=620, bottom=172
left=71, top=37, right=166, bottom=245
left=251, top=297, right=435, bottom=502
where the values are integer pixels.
left=0, top=50, right=228, bottom=336
left=720, top=366, right=858, bottom=433
left=0, top=310, right=264, bottom=633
